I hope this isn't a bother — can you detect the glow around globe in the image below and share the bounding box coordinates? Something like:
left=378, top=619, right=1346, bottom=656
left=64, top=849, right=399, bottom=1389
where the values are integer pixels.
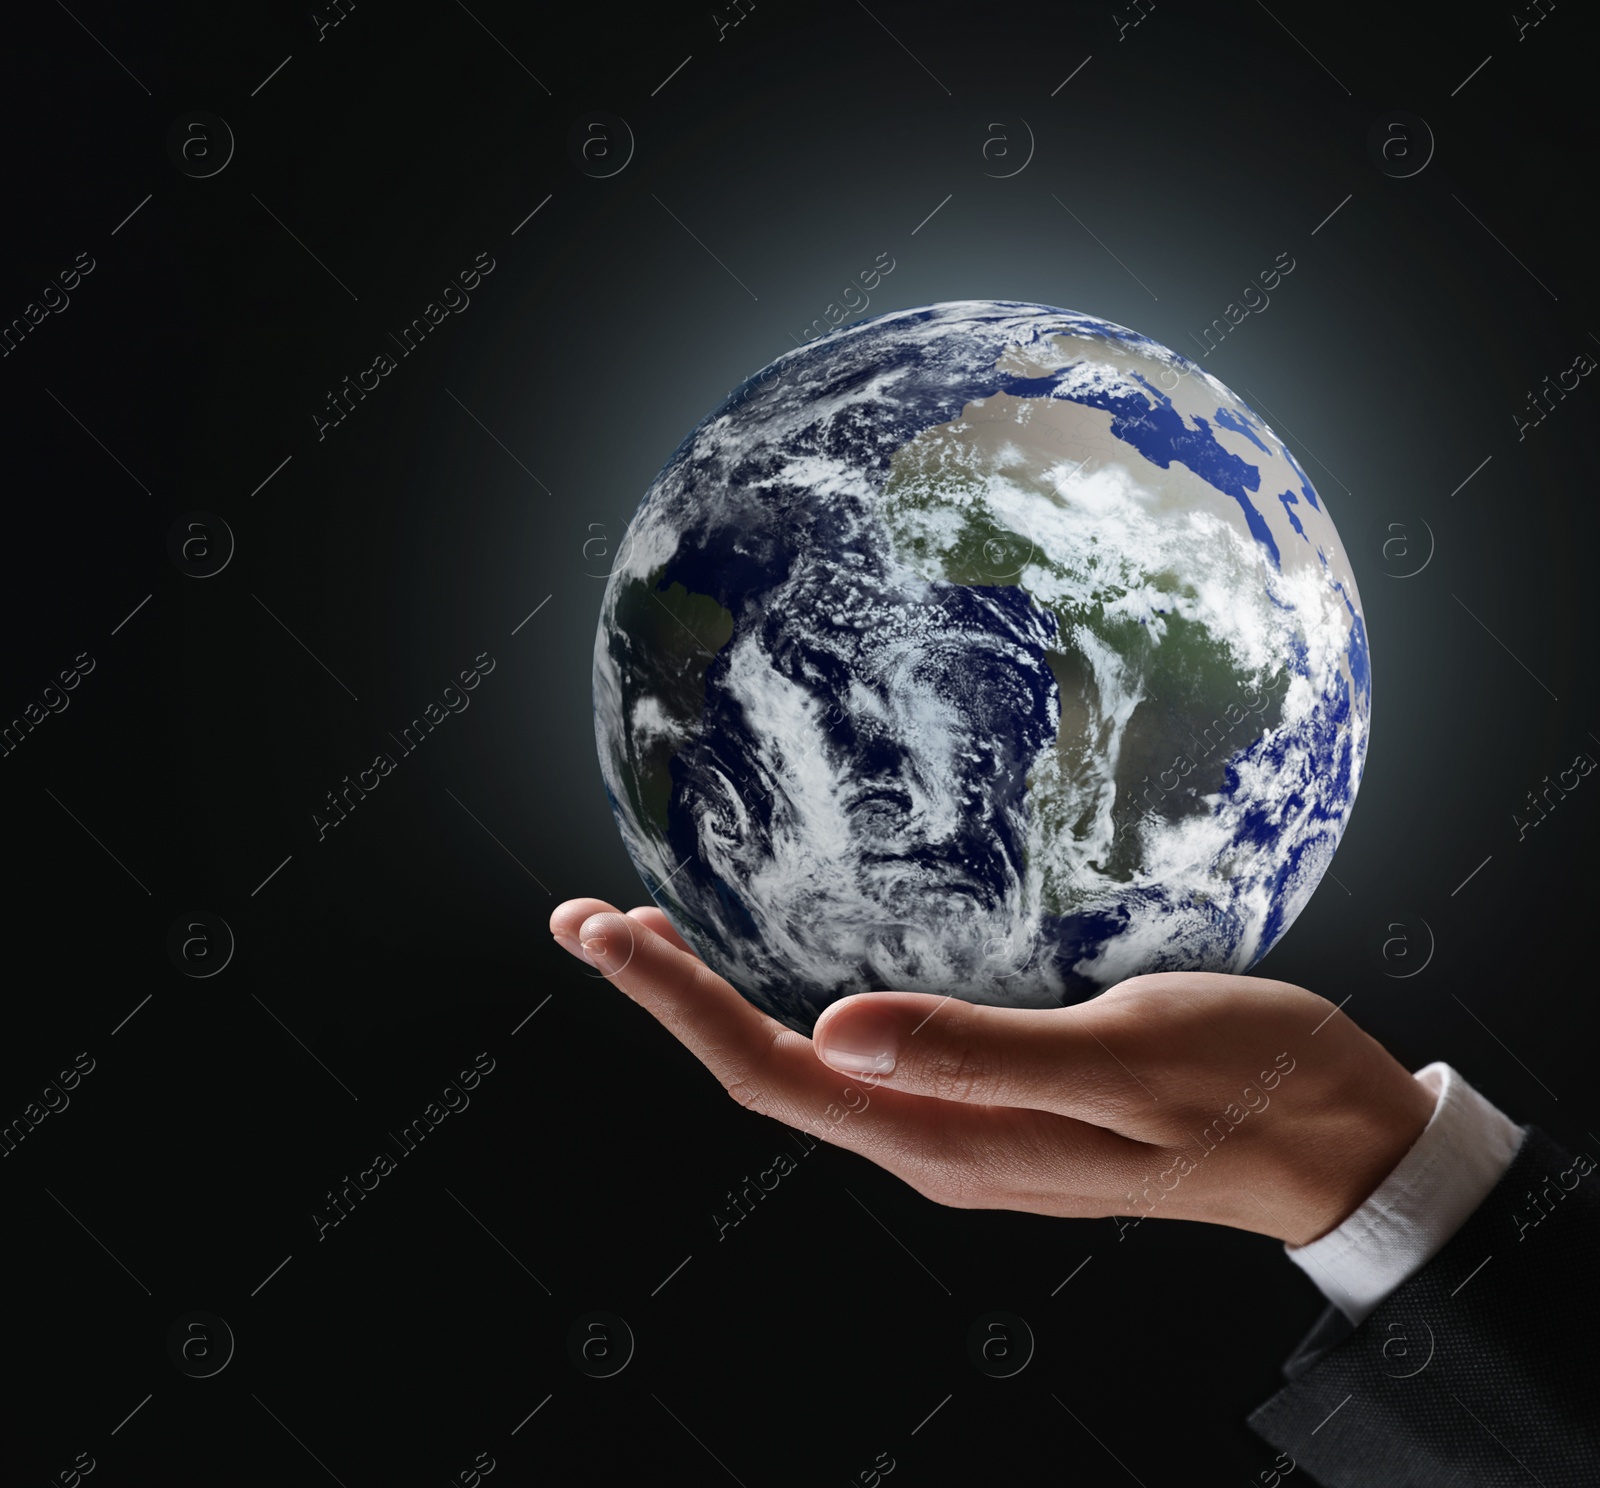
left=593, top=301, right=1370, bottom=1034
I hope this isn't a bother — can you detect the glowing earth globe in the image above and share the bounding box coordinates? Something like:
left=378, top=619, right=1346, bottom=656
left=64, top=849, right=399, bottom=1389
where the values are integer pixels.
left=593, top=301, right=1369, bottom=1034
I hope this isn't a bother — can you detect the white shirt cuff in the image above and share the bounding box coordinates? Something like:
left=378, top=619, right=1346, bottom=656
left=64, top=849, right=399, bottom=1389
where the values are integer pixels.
left=1283, top=1062, right=1525, bottom=1325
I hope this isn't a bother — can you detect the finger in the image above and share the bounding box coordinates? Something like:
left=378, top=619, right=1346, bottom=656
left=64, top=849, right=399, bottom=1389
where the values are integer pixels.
left=549, top=902, right=1157, bottom=1215
left=550, top=897, right=641, bottom=984
left=550, top=896, right=624, bottom=957
left=553, top=897, right=694, bottom=975
left=557, top=905, right=818, bottom=1110
left=810, top=991, right=1159, bottom=1121
left=555, top=901, right=873, bottom=1138
left=625, top=905, right=699, bottom=959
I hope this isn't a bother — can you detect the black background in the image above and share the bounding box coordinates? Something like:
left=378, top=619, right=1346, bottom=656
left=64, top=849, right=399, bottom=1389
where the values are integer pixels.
left=3, top=1, right=1596, bottom=1484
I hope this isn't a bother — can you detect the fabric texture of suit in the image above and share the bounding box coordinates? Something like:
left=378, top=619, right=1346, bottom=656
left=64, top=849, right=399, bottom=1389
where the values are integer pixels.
left=1248, top=1125, right=1599, bottom=1485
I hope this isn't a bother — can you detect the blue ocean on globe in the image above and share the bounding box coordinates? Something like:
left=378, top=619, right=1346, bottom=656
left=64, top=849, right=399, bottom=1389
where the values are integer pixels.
left=593, top=301, right=1370, bottom=1034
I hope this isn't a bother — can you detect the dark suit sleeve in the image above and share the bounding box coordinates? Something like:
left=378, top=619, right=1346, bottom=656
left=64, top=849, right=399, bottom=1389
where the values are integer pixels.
left=1246, top=1126, right=1600, bottom=1487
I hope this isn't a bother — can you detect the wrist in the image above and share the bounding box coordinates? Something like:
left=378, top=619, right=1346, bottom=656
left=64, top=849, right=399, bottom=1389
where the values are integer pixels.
left=1280, top=1067, right=1439, bottom=1246
left=1281, top=1063, right=1527, bottom=1324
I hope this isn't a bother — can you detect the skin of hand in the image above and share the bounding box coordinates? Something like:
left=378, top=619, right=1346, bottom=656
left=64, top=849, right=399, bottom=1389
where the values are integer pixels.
left=549, top=898, right=1438, bottom=1247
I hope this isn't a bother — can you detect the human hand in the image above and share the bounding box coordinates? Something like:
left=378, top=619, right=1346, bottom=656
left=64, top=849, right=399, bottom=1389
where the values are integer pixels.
left=550, top=898, right=1436, bottom=1246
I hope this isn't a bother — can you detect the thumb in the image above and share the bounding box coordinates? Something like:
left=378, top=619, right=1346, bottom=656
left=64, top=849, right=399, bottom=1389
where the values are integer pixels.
left=810, top=991, right=1155, bottom=1120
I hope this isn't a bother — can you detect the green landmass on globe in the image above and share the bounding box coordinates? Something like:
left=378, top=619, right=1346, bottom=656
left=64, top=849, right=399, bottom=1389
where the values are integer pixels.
left=593, top=302, right=1370, bottom=1034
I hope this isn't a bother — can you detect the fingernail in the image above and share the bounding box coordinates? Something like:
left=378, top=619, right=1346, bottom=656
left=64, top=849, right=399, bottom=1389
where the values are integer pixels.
left=815, top=1011, right=898, bottom=1074
left=553, top=932, right=591, bottom=964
